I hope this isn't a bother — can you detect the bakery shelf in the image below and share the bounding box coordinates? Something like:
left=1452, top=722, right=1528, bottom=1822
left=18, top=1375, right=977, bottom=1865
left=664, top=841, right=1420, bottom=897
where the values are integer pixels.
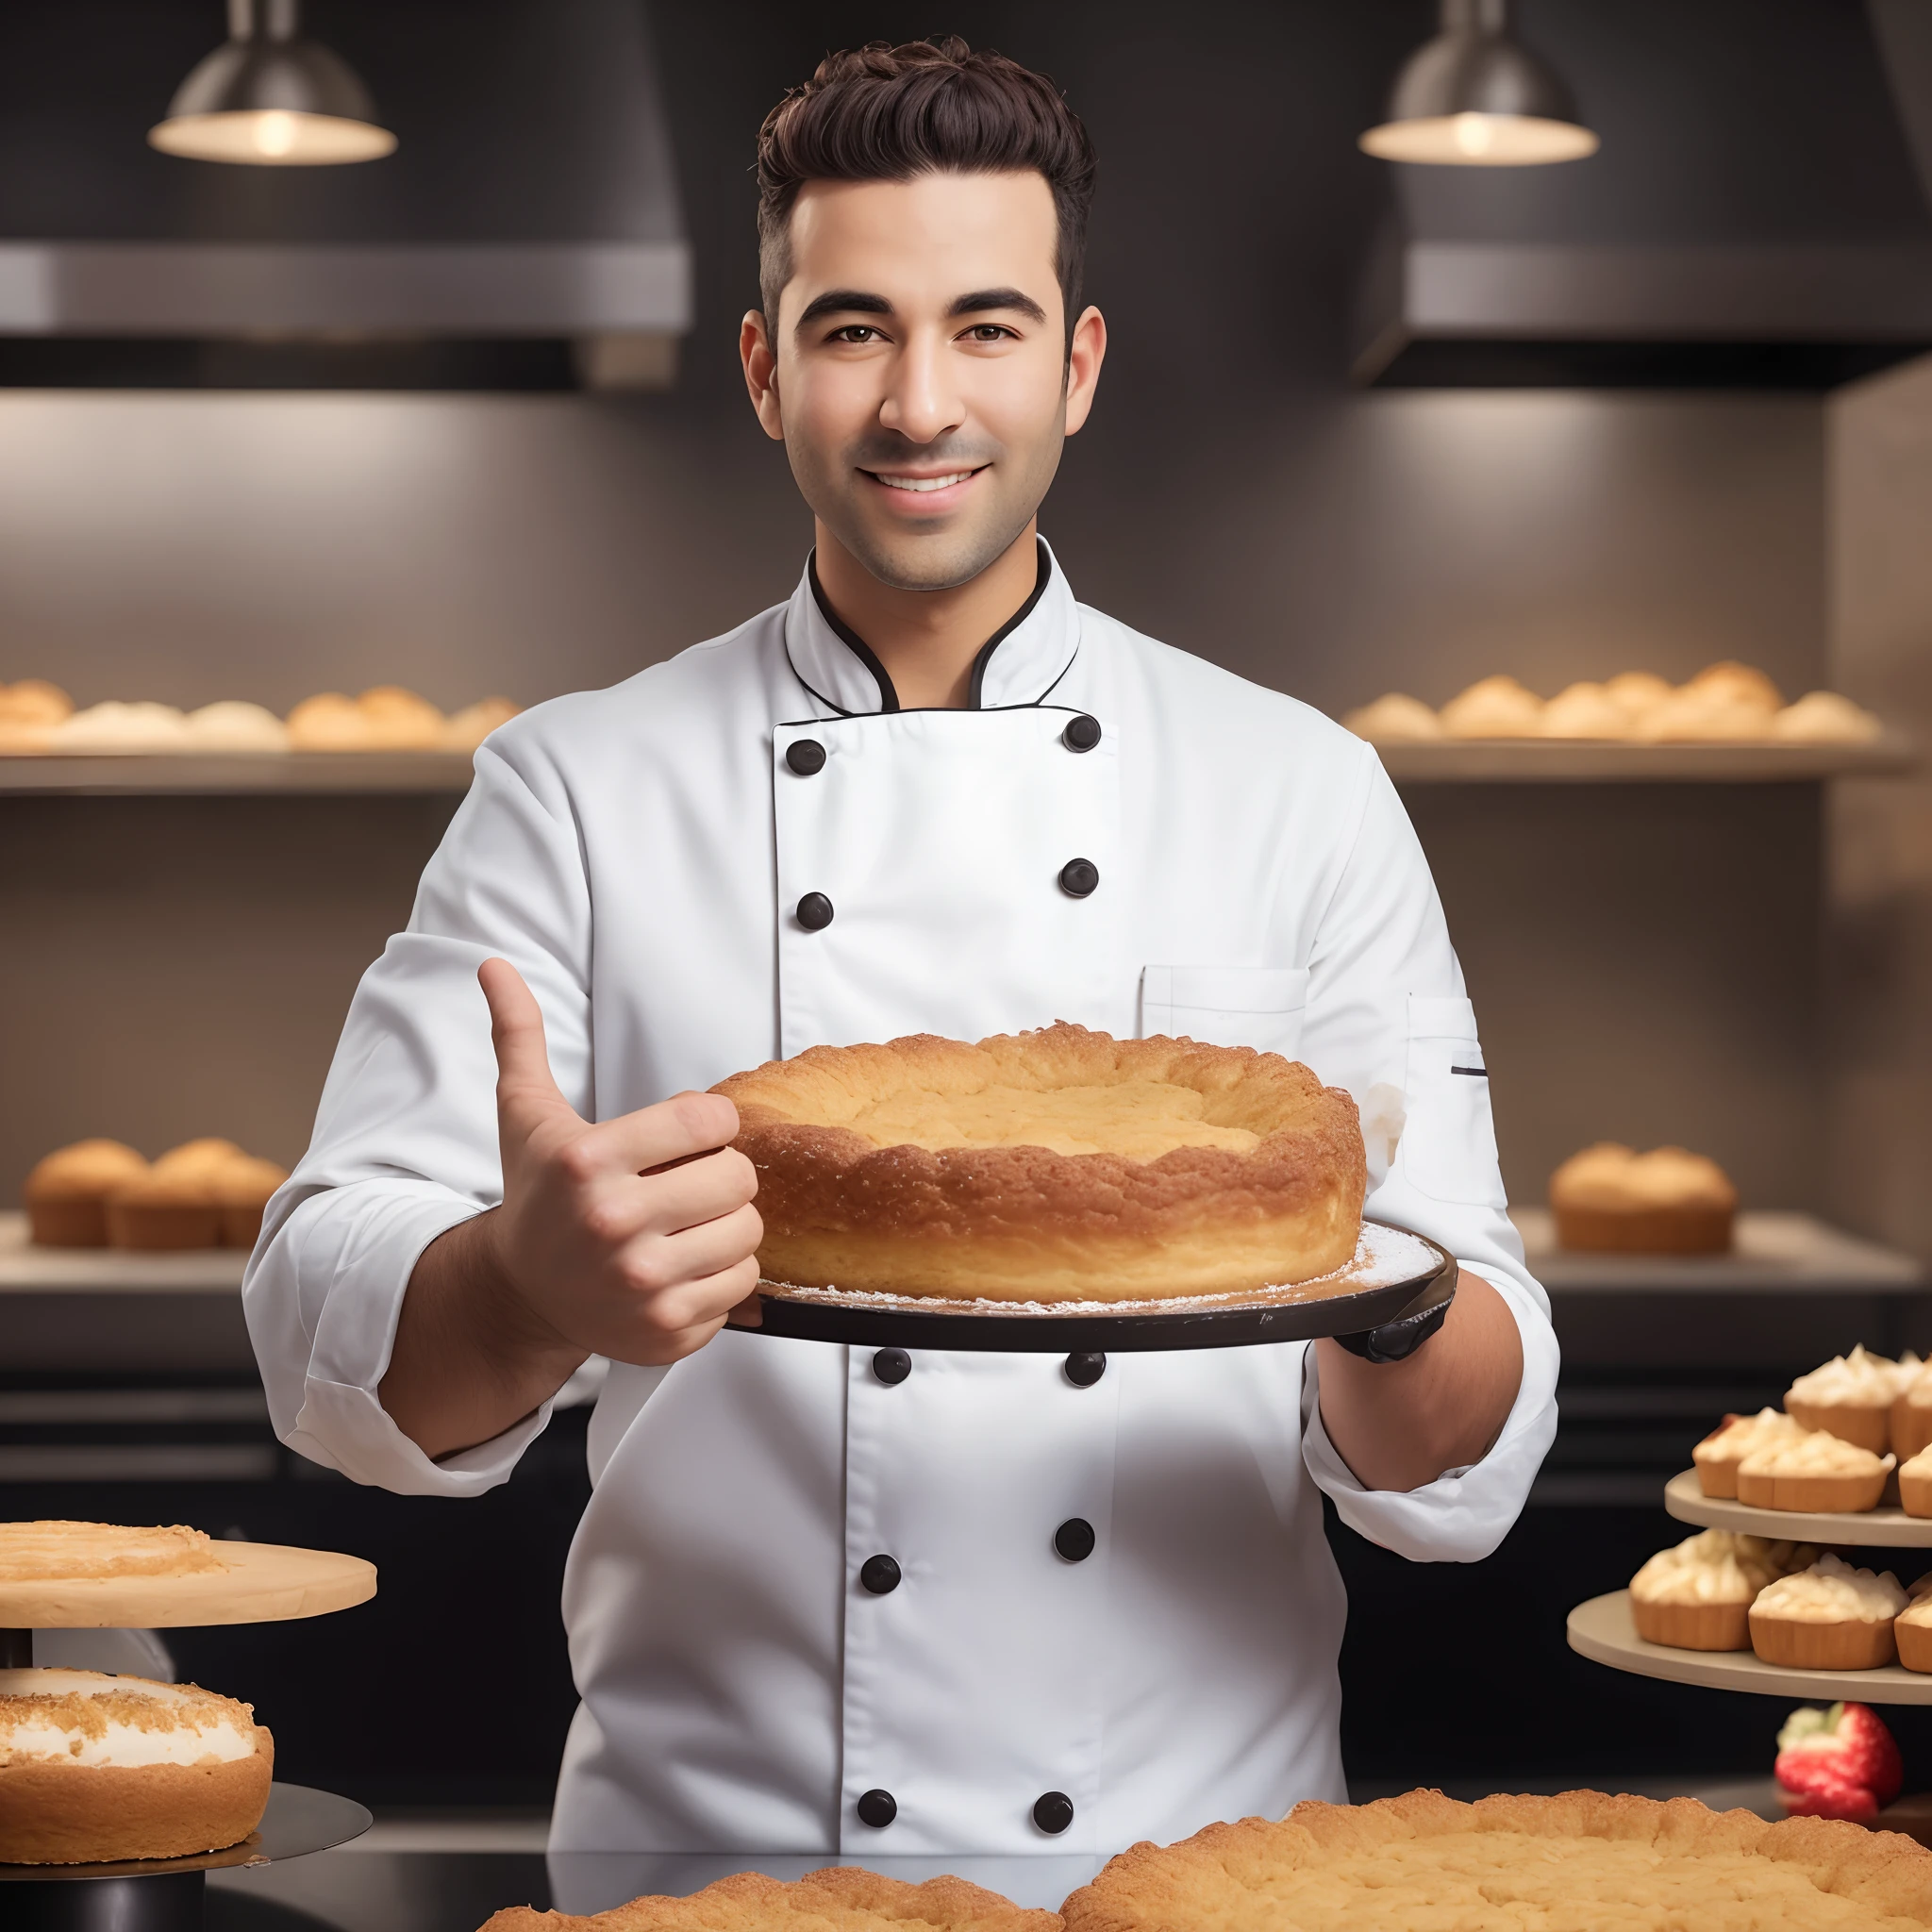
left=1511, top=1208, right=1926, bottom=1294
left=0, top=751, right=475, bottom=794
left=0, top=1211, right=243, bottom=1293
left=1373, top=735, right=1916, bottom=783
left=1567, top=1590, right=1932, bottom=1703
left=1662, top=1467, right=1932, bottom=1547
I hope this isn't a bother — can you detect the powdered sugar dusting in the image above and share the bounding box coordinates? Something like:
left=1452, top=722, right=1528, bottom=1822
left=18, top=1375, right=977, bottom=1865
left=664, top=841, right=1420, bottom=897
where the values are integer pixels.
left=758, top=1220, right=1442, bottom=1319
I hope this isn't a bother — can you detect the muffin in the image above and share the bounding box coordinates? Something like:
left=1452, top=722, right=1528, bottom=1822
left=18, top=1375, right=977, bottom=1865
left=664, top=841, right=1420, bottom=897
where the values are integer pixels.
left=1438, top=675, right=1544, bottom=740
left=442, top=696, right=521, bottom=752
left=1340, top=693, right=1442, bottom=744
left=1774, top=691, right=1881, bottom=745
left=1787, top=1346, right=1918, bottom=1455
left=105, top=1168, right=224, bottom=1251
left=23, top=1141, right=152, bottom=1248
left=1692, top=1407, right=1806, bottom=1500
left=1736, top=1429, right=1893, bottom=1514
left=211, top=1156, right=290, bottom=1249
left=1548, top=1142, right=1737, bottom=1255
left=1538, top=681, right=1634, bottom=741
left=286, top=692, right=373, bottom=750
left=1897, top=1573, right=1932, bottom=1673
left=151, top=1138, right=247, bottom=1177
left=1749, top=1556, right=1906, bottom=1670
left=1629, top=1529, right=1817, bottom=1652
left=356, top=686, right=446, bottom=750
left=1900, top=1444, right=1932, bottom=1521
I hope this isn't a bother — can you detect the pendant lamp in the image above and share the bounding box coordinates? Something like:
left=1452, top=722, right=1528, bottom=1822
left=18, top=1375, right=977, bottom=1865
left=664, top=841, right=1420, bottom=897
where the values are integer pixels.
left=1359, top=0, right=1598, bottom=165
left=149, top=0, right=396, bottom=165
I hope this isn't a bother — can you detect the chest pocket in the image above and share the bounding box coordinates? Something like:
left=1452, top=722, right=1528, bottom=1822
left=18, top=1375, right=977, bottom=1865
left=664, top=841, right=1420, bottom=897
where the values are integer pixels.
left=1402, top=993, right=1507, bottom=1207
left=1140, top=965, right=1309, bottom=1060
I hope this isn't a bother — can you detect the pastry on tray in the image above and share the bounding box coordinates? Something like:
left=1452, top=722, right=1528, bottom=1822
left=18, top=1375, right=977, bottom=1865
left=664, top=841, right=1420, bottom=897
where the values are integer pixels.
left=1901, top=1446, right=1932, bottom=1522
left=22, top=1139, right=151, bottom=1247
left=104, top=1164, right=225, bottom=1251
left=1775, top=691, right=1882, bottom=745
left=1058, top=1789, right=1932, bottom=1930
left=1787, top=1346, right=1922, bottom=1454
left=1736, top=1429, right=1893, bottom=1514
left=1692, top=1407, right=1806, bottom=1499
left=0, top=1520, right=229, bottom=1582
left=478, top=1866, right=1059, bottom=1932
left=1898, top=1575, right=1932, bottom=1675
left=714, top=1023, right=1365, bottom=1303
left=1339, top=691, right=1442, bottom=743
left=1438, top=674, right=1544, bottom=740
left=0, top=1667, right=271, bottom=1863
left=1547, top=1142, right=1737, bottom=1254
left=1629, top=1529, right=1818, bottom=1652
left=1749, top=1557, right=1907, bottom=1670
left=1538, top=680, right=1632, bottom=741
left=182, top=700, right=290, bottom=752
left=1896, top=1364, right=1932, bottom=1464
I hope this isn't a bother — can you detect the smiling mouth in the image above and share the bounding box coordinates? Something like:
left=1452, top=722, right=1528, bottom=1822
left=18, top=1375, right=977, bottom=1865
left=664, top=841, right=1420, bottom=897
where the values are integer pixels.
left=864, top=467, right=985, bottom=493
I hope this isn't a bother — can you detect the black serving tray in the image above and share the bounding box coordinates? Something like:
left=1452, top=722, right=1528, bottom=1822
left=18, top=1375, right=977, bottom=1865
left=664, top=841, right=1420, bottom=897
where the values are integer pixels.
left=734, top=1222, right=1455, bottom=1352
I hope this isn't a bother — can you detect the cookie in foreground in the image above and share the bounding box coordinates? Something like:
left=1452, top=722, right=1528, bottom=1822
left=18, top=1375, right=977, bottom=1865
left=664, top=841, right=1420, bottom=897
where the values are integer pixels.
left=477, top=1866, right=1061, bottom=1932
left=1059, top=1790, right=1932, bottom=1929
left=715, top=1023, right=1365, bottom=1303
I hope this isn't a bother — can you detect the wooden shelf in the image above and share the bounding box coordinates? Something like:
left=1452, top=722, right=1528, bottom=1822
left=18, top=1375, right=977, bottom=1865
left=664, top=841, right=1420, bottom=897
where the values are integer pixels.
left=1663, top=1467, right=1932, bottom=1548
left=0, top=1212, right=242, bottom=1294
left=1373, top=736, right=1916, bottom=783
left=0, top=752, right=475, bottom=794
left=1568, top=1590, right=1932, bottom=1702
left=1512, top=1208, right=1925, bottom=1294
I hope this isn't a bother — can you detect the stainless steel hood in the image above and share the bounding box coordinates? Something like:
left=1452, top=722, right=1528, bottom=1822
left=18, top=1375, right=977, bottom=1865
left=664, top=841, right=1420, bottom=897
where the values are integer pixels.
left=0, top=0, right=689, bottom=388
left=1354, top=0, right=1932, bottom=389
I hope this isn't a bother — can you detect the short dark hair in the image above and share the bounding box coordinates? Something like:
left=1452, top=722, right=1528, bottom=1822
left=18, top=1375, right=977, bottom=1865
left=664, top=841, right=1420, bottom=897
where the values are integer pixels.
left=755, top=37, right=1097, bottom=331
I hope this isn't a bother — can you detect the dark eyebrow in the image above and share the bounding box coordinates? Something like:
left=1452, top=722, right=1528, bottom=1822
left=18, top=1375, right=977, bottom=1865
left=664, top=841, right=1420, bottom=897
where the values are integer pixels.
left=948, top=288, right=1048, bottom=324
left=794, top=290, right=893, bottom=332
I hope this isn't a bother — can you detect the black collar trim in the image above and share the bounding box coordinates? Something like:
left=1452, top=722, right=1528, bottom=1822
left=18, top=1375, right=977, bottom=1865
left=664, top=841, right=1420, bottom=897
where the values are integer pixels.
left=804, top=539, right=1054, bottom=715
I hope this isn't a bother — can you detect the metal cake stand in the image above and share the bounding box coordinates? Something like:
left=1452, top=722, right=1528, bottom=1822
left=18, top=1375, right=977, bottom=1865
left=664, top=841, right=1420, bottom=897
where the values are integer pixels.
left=737, top=1222, right=1457, bottom=1351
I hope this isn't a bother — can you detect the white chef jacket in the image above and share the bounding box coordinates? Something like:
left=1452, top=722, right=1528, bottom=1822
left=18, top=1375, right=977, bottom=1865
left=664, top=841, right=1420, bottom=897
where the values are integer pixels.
left=244, top=540, right=1557, bottom=1857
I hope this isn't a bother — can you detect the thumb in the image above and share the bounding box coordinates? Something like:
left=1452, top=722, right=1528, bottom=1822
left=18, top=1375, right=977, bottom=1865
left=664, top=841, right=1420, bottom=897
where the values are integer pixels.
left=478, top=958, right=576, bottom=1125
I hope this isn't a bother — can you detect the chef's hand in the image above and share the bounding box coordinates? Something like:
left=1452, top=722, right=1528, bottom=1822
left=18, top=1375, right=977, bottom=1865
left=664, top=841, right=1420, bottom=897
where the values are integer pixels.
left=378, top=958, right=763, bottom=1460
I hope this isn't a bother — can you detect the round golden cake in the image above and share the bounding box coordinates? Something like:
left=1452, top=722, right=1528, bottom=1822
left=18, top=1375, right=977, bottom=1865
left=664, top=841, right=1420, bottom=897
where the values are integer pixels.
left=713, top=1023, right=1366, bottom=1303
left=0, top=1668, right=272, bottom=1864
left=1062, top=1790, right=1932, bottom=1931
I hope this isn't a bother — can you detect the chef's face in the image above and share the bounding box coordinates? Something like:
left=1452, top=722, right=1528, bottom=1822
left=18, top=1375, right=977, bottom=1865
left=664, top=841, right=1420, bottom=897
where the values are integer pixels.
left=742, top=170, right=1106, bottom=592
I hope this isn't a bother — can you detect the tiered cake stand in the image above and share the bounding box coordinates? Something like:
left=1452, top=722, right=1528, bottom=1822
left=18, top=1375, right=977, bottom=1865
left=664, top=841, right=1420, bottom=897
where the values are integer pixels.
left=1568, top=1470, right=1932, bottom=1834
left=1, top=1542, right=377, bottom=1931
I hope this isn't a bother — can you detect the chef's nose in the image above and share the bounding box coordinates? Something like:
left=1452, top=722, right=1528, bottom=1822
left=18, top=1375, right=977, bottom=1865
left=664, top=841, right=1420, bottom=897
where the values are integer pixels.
left=877, top=329, right=963, bottom=444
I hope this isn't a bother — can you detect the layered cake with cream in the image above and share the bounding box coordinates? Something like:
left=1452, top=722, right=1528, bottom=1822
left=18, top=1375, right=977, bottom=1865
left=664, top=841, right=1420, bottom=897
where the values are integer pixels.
left=1749, top=1557, right=1907, bottom=1671
left=0, top=1669, right=272, bottom=1863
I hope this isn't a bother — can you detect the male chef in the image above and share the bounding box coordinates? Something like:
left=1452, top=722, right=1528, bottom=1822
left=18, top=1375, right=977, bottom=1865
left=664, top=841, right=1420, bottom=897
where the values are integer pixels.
left=246, top=39, right=1557, bottom=1857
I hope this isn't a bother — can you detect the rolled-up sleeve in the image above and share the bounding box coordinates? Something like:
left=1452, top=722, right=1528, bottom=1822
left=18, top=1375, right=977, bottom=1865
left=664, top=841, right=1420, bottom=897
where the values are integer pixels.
left=1291, top=745, right=1559, bottom=1558
left=243, top=722, right=594, bottom=1497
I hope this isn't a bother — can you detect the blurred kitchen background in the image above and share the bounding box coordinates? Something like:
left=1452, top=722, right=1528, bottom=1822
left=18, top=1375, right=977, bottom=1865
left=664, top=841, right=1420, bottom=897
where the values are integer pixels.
left=9, top=0, right=1932, bottom=1815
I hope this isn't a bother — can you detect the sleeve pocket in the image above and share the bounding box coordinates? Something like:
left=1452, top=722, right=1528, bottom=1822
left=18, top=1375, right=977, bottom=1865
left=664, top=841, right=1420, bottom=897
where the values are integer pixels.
left=1141, top=965, right=1310, bottom=1060
left=1401, top=994, right=1507, bottom=1207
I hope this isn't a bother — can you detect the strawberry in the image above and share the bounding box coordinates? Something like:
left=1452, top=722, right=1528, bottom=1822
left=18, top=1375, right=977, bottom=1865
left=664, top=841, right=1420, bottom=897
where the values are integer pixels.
left=1774, top=1702, right=1904, bottom=1822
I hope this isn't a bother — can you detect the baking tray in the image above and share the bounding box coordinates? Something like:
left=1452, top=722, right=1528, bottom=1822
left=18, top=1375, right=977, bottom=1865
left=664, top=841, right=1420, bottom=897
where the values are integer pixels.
left=733, top=1221, right=1454, bottom=1352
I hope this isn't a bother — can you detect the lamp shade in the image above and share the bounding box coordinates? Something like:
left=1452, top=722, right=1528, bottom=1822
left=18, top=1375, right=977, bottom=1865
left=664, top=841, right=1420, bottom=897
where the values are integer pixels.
left=149, top=0, right=396, bottom=165
left=1360, top=0, right=1597, bottom=165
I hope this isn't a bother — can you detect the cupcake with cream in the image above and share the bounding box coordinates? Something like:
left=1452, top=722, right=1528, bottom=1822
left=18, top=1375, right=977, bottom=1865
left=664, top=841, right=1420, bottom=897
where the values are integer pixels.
left=1736, top=1428, right=1893, bottom=1515
left=1692, top=1407, right=1806, bottom=1500
left=1894, top=1361, right=1932, bottom=1464
left=1786, top=1346, right=1920, bottom=1455
left=0, top=1669, right=272, bottom=1864
left=1896, top=1573, right=1932, bottom=1674
left=1749, top=1557, right=1906, bottom=1670
left=1900, top=1443, right=1932, bottom=1521
left=1629, top=1529, right=1818, bottom=1652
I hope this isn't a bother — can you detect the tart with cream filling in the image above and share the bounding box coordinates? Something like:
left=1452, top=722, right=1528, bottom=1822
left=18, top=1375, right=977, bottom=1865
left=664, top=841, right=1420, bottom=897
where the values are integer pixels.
left=1896, top=1364, right=1932, bottom=1465
left=1630, top=1530, right=1819, bottom=1651
left=0, top=1668, right=271, bottom=1863
left=1900, top=1445, right=1932, bottom=1522
left=1060, top=1790, right=1932, bottom=1930
left=1694, top=1408, right=1806, bottom=1500
left=1788, top=1346, right=1922, bottom=1455
left=1897, top=1574, right=1932, bottom=1675
left=1750, top=1557, right=1907, bottom=1670
left=715, top=1024, right=1366, bottom=1303
left=1737, top=1429, right=1894, bottom=1514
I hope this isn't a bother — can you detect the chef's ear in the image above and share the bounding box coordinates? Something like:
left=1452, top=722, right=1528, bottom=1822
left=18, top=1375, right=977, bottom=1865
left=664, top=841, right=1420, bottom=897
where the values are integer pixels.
left=741, top=310, right=787, bottom=441
left=1062, top=305, right=1107, bottom=438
